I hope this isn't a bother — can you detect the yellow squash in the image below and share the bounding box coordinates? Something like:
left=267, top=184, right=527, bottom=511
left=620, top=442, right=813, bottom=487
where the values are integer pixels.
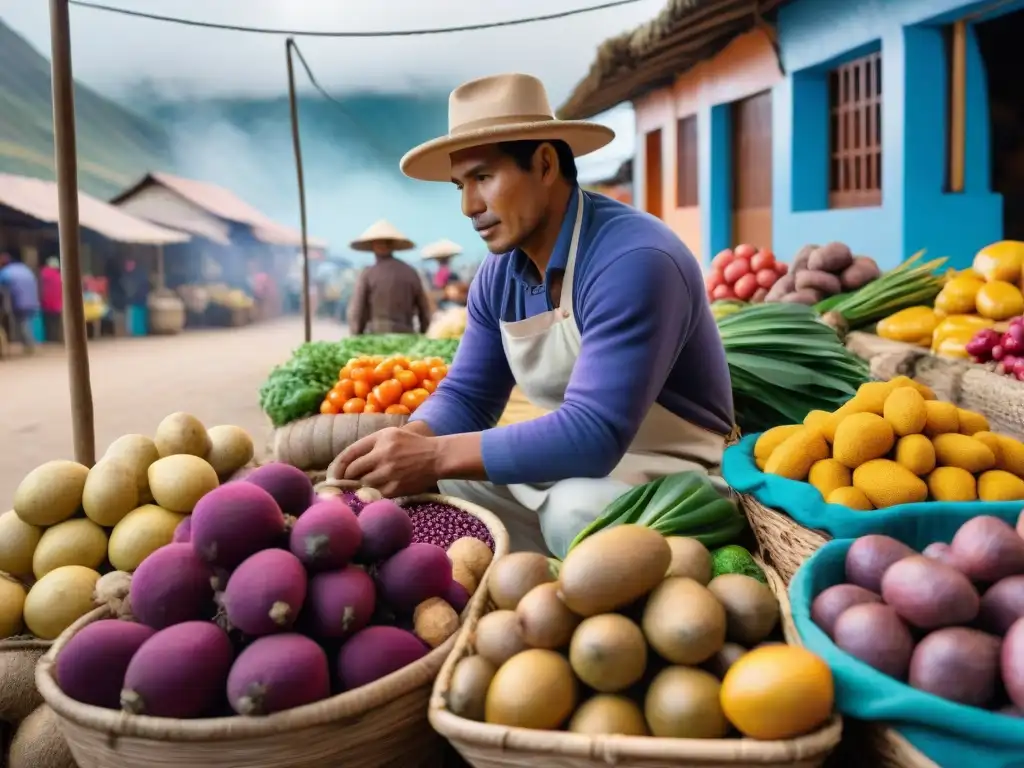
left=975, top=280, right=1024, bottom=320
left=876, top=306, right=940, bottom=345
left=973, top=240, right=1024, bottom=283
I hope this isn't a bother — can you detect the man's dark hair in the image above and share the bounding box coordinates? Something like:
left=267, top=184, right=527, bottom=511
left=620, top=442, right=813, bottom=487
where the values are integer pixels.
left=496, top=139, right=578, bottom=184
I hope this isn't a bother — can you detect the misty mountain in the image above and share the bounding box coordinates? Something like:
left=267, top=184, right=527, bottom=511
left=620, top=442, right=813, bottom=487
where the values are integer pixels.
left=0, top=19, right=175, bottom=199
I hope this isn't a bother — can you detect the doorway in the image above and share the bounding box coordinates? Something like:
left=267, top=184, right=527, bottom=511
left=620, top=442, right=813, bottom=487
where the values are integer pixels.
left=976, top=9, right=1024, bottom=239
left=731, top=90, right=773, bottom=249
left=645, top=129, right=664, bottom=219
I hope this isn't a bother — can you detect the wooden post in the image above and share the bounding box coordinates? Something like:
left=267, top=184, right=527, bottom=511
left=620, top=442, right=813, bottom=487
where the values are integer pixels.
left=286, top=38, right=312, bottom=343
left=49, top=0, right=95, bottom=466
left=948, top=20, right=967, bottom=194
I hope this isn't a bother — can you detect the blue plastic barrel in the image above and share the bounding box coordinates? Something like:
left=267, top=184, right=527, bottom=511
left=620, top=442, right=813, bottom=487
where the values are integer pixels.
left=127, top=305, right=148, bottom=336
left=31, top=313, right=44, bottom=343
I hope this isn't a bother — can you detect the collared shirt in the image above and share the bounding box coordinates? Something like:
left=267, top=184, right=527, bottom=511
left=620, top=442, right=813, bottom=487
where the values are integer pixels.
left=347, top=256, right=432, bottom=335
left=409, top=188, right=734, bottom=485
left=0, top=262, right=40, bottom=314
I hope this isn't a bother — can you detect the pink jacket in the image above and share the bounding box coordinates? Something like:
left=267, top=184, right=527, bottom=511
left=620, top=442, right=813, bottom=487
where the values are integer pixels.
left=40, top=266, right=62, bottom=313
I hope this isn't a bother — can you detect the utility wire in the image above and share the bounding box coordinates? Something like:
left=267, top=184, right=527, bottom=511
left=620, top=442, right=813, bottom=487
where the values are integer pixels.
left=68, top=0, right=648, bottom=36
left=288, top=39, right=394, bottom=162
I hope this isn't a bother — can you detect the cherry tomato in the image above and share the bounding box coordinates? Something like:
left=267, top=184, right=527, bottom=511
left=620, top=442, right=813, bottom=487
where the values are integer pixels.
left=395, top=369, right=419, bottom=390
left=750, top=250, right=775, bottom=271
left=350, top=367, right=372, bottom=383
left=364, top=403, right=380, bottom=414
left=734, top=243, right=757, bottom=259
left=429, top=365, right=448, bottom=382
left=408, top=360, right=431, bottom=380
left=367, top=391, right=383, bottom=411
left=424, top=357, right=445, bottom=368
left=376, top=379, right=404, bottom=408
left=336, top=379, right=356, bottom=398
left=401, top=388, right=431, bottom=411
left=385, top=404, right=411, bottom=415
left=338, top=365, right=352, bottom=380
left=372, top=362, right=394, bottom=385
left=327, top=389, right=348, bottom=408
left=353, top=380, right=371, bottom=399
left=388, top=356, right=410, bottom=370
left=755, top=268, right=778, bottom=289
left=722, top=258, right=750, bottom=285
left=712, top=284, right=736, bottom=300
left=733, top=273, right=758, bottom=301
left=705, top=270, right=724, bottom=292
left=320, top=400, right=339, bottom=415
left=710, top=249, right=735, bottom=272
left=421, top=379, right=437, bottom=393
left=342, top=397, right=366, bottom=414
left=774, top=261, right=789, bottom=276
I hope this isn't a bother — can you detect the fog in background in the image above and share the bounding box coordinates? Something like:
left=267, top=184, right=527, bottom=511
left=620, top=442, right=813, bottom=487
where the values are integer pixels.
left=2, top=0, right=655, bottom=265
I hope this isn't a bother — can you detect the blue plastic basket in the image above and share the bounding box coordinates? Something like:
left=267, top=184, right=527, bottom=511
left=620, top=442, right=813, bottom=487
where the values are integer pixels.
left=126, top=305, right=148, bottom=336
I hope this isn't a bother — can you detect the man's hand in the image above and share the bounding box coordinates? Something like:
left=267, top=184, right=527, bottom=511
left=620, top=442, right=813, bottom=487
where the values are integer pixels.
left=328, top=427, right=440, bottom=497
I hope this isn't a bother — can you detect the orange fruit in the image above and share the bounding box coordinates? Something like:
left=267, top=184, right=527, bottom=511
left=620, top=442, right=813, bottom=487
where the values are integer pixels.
left=342, top=397, right=366, bottom=414
left=385, top=404, right=411, bottom=415
left=720, top=645, right=834, bottom=740
left=320, top=400, right=339, bottom=415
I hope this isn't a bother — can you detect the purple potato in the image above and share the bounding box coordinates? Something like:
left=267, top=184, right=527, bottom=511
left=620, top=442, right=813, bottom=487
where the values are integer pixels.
left=223, top=549, right=307, bottom=636
left=304, top=565, right=375, bottom=640
left=289, top=500, right=362, bottom=571
left=172, top=516, right=192, bottom=544
left=129, top=543, right=215, bottom=629
left=57, top=620, right=155, bottom=708
left=245, top=462, right=314, bottom=518
left=810, top=584, right=883, bottom=638
left=376, top=543, right=453, bottom=614
left=443, top=580, right=471, bottom=614
left=190, top=482, right=285, bottom=569
left=336, top=626, right=428, bottom=690
left=909, top=627, right=1002, bottom=707
left=227, top=634, right=330, bottom=715
left=357, top=500, right=413, bottom=561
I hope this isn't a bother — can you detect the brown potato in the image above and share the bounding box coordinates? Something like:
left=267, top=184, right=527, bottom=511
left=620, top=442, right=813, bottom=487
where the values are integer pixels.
left=795, top=269, right=843, bottom=296
left=841, top=256, right=882, bottom=290
left=881, top=555, right=980, bottom=629
left=807, top=242, right=854, bottom=273
left=780, top=289, right=823, bottom=305
left=792, top=244, right=818, bottom=272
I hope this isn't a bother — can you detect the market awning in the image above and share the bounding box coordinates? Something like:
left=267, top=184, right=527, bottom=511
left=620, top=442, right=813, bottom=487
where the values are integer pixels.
left=558, top=0, right=787, bottom=120
left=111, top=172, right=328, bottom=249
left=0, top=173, right=190, bottom=245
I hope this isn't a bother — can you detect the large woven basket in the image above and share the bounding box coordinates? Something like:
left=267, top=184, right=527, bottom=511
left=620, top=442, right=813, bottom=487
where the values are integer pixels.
left=770, top=561, right=936, bottom=767
left=429, top=559, right=842, bottom=768
left=958, top=366, right=1024, bottom=441
left=35, top=494, right=510, bottom=768
left=740, top=494, right=829, bottom=584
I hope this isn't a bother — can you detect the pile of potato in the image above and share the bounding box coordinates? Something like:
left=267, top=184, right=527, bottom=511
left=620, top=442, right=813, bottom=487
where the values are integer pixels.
left=0, top=412, right=255, bottom=643
left=756, top=376, right=1024, bottom=508
left=446, top=525, right=836, bottom=742
left=766, top=243, right=880, bottom=305
left=811, top=516, right=1024, bottom=714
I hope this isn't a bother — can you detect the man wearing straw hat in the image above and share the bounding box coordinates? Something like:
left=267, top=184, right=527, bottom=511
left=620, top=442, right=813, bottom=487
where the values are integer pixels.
left=422, top=238, right=465, bottom=309
left=331, top=74, right=734, bottom=557
left=346, top=220, right=432, bottom=335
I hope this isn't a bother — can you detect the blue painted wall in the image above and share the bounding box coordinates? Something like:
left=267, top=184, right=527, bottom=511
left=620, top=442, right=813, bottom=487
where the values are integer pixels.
left=772, top=0, right=1008, bottom=270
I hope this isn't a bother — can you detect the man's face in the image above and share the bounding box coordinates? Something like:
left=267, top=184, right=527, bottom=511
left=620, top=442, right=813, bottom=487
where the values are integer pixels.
left=450, top=144, right=552, bottom=254
left=371, top=242, right=393, bottom=257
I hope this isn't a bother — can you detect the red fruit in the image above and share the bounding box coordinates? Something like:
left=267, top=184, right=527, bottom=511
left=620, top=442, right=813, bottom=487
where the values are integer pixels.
left=705, top=270, right=724, bottom=291
left=992, top=344, right=1006, bottom=362
left=733, top=273, right=758, bottom=301
left=712, top=284, right=735, bottom=300
left=755, top=268, right=778, bottom=289
left=774, top=261, right=789, bottom=276
left=1004, top=325, right=1024, bottom=354
left=711, top=249, right=735, bottom=272
left=734, top=244, right=757, bottom=259
left=750, top=250, right=775, bottom=271
left=966, top=329, right=1001, bottom=360
left=722, top=258, right=751, bottom=284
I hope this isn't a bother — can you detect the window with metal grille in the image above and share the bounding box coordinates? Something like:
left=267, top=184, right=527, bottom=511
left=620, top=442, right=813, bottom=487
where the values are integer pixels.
left=676, top=115, right=698, bottom=207
left=829, top=51, right=882, bottom=208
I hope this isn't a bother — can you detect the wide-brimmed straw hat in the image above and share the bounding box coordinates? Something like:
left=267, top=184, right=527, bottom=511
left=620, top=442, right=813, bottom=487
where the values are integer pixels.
left=349, top=219, right=415, bottom=252
left=400, top=73, right=615, bottom=182
left=421, top=238, right=463, bottom=260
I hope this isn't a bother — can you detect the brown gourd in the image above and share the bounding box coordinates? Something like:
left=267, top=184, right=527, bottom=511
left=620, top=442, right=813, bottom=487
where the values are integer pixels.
left=274, top=413, right=410, bottom=470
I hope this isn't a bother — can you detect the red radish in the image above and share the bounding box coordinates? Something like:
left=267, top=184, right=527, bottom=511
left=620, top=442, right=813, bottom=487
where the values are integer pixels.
left=734, top=243, right=757, bottom=259
left=755, top=268, right=778, bottom=289
left=750, top=250, right=775, bottom=271
left=712, top=284, right=735, bottom=300
left=733, top=273, right=758, bottom=301
left=993, top=345, right=1006, bottom=361
left=711, top=249, right=735, bottom=271
left=705, top=271, right=724, bottom=291
left=723, top=258, right=750, bottom=284
left=774, top=261, right=789, bottom=275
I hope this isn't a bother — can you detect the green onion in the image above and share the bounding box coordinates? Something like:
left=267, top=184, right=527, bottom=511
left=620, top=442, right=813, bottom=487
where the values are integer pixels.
left=817, top=250, right=948, bottom=330
left=717, top=303, right=870, bottom=433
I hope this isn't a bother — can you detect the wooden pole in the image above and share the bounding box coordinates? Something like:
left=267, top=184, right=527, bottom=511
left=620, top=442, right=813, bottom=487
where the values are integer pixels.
left=49, top=0, right=95, bottom=466
left=286, top=38, right=312, bottom=343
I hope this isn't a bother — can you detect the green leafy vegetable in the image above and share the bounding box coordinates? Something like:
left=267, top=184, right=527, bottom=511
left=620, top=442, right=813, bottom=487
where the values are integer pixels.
left=258, top=335, right=460, bottom=427
left=710, top=544, right=767, bottom=584
left=567, top=472, right=746, bottom=552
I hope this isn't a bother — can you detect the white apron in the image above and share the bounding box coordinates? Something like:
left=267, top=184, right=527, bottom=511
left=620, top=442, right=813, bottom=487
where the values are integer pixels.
left=439, top=189, right=731, bottom=557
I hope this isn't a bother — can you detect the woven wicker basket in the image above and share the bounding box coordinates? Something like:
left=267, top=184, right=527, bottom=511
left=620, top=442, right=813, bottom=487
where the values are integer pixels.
left=429, top=559, right=842, bottom=768
left=0, top=636, right=52, bottom=721
left=740, top=494, right=829, bottom=584
left=35, top=494, right=510, bottom=768
left=958, top=367, right=1024, bottom=441
left=769, top=559, right=937, bottom=768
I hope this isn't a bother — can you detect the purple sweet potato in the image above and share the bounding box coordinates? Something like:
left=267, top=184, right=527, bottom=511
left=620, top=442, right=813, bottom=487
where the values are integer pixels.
left=57, top=620, right=155, bottom=708
left=190, top=482, right=285, bottom=569
left=245, top=462, right=314, bottom=518
left=949, top=515, right=1024, bottom=583
left=810, top=584, right=883, bottom=638
left=121, top=621, right=234, bottom=718
left=223, top=549, right=307, bottom=636
left=289, top=500, right=362, bottom=571
left=173, top=516, right=192, bottom=544
left=909, top=627, right=1002, bottom=707
left=129, top=543, right=215, bottom=629
left=305, top=565, right=376, bottom=640
left=845, top=535, right=917, bottom=593
left=227, top=634, right=330, bottom=715
left=443, top=580, right=471, bottom=615
left=336, top=626, right=428, bottom=690
left=357, top=500, right=413, bottom=561
left=980, top=575, right=1024, bottom=635
left=376, top=543, right=453, bottom=614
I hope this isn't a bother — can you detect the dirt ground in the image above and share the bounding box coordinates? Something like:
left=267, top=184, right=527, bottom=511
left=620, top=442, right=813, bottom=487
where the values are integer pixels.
left=0, top=316, right=346, bottom=504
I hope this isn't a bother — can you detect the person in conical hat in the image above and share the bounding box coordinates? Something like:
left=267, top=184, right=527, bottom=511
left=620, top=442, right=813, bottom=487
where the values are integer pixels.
left=329, top=74, right=734, bottom=557
left=346, top=220, right=431, bottom=336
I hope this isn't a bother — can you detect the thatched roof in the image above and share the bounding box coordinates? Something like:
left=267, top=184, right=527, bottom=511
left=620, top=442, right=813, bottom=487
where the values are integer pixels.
left=559, top=0, right=786, bottom=120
